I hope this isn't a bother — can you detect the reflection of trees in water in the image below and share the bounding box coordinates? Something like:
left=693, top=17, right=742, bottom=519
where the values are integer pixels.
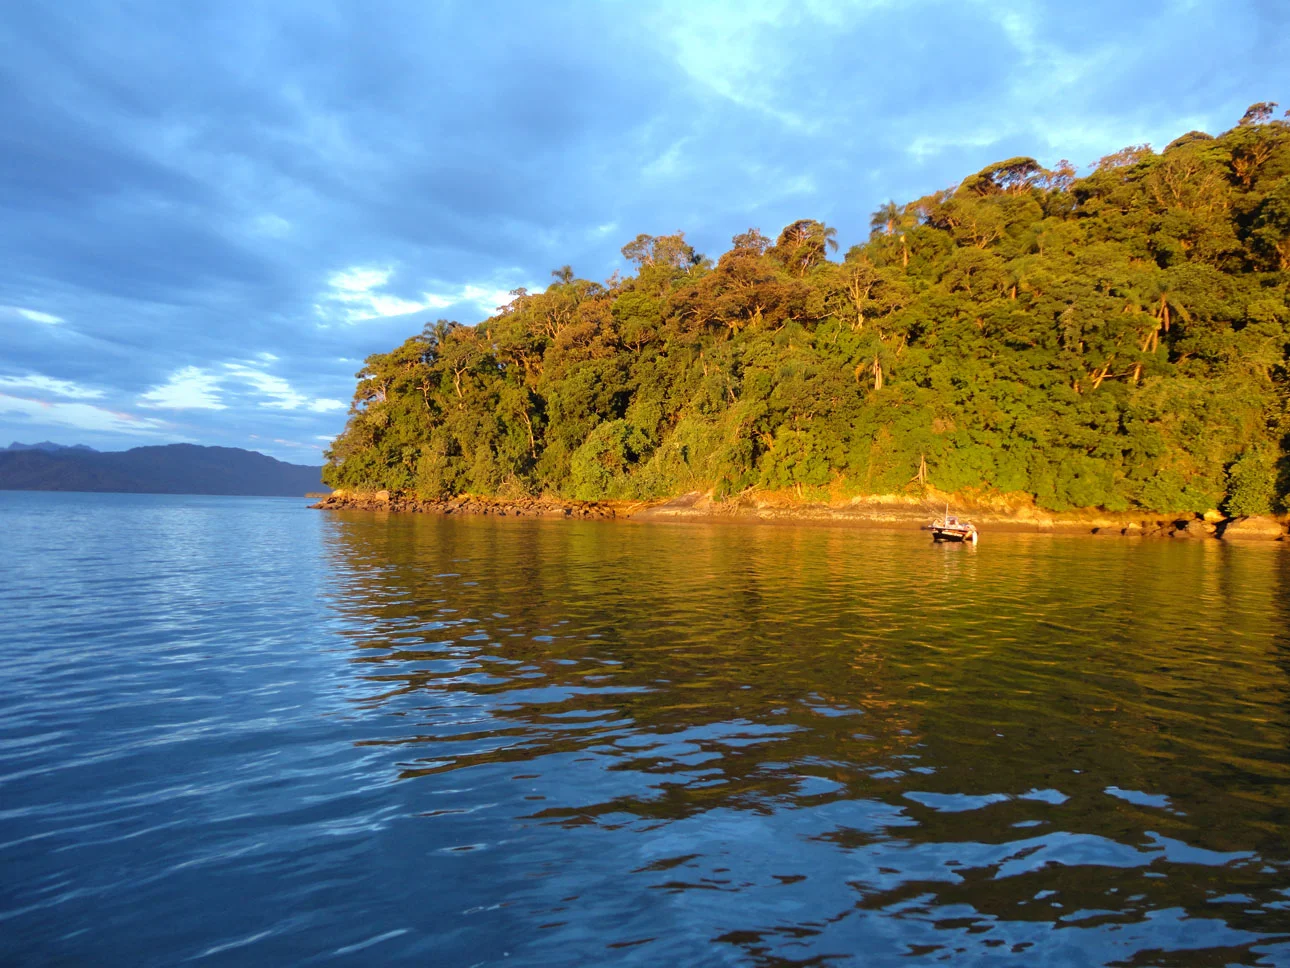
left=320, top=518, right=1290, bottom=814
left=1274, top=551, right=1290, bottom=719
left=319, top=514, right=1290, bottom=959
left=322, top=515, right=926, bottom=822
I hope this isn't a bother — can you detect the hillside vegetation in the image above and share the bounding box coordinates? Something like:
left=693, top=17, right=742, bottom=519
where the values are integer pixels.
left=324, top=106, right=1290, bottom=516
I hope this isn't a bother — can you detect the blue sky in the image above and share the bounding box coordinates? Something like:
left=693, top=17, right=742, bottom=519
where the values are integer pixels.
left=1, top=0, right=1286, bottom=463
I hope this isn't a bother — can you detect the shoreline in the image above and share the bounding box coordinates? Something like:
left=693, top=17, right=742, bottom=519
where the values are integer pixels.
left=310, top=489, right=626, bottom=519
left=310, top=489, right=1289, bottom=541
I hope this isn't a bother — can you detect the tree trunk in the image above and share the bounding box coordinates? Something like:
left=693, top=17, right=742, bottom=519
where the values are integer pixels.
left=519, top=409, right=537, bottom=459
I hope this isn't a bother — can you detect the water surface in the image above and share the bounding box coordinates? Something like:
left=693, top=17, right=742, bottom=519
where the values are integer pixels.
left=2, top=492, right=1288, bottom=965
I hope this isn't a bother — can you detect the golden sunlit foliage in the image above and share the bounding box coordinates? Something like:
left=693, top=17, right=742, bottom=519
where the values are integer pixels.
left=326, top=107, right=1290, bottom=514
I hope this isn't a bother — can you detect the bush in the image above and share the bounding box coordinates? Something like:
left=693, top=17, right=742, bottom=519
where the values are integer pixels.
left=1224, top=449, right=1280, bottom=516
left=568, top=420, right=649, bottom=500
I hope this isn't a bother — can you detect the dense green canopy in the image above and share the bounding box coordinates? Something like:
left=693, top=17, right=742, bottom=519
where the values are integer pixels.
left=324, top=108, right=1290, bottom=515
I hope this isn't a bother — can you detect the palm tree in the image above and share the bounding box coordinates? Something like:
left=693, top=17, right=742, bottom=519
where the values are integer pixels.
left=870, top=201, right=900, bottom=236
left=870, top=202, right=917, bottom=266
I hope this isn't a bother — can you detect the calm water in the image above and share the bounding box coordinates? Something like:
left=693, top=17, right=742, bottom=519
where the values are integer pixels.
left=2, top=492, right=1289, bottom=966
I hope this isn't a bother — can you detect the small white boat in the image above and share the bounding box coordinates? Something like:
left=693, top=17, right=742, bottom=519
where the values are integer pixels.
left=925, top=504, right=978, bottom=543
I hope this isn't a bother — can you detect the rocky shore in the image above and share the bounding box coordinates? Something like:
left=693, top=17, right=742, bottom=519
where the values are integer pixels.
left=311, top=488, right=1289, bottom=541
left=636, top=492, right=1288, bottom=541
left=310, top=488, right=624, bottom=519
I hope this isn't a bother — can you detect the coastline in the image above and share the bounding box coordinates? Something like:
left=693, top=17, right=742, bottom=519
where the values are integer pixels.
left=310, top=488, right=625, bottom=519
left=311, top=488, right=1289, bottom=541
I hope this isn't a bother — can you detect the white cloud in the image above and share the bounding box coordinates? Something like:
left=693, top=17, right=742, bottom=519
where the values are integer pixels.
left=653, top=0, right=820, bottom=131
left=222, top=363, right=308, bottom=409
left=3, top=306, right=64, bottom=325
left=331, top=266, right=393, bottom=294
left=0, top=374, right=104, bottom=399
left=224, top=363, right=345, bottom=411
left=461, top=284, right=517, bottom=317
left=643, top=139, right=690, bottom=179
left=269, top=438, right=323, bottom=452
left=371, top=293, right=431, bottom=316
left=0, top=393, right=170, bottom=435
left=907, top=129, right=1002, bottom=162
left=139, top=366, right=227, bottom=410
left=417, top=283, right=519, bottom=318
left=139, top=363, right=346, bottom=413
left=991, top=6, right=1117, bottom=100
left=319, top=265, right=433, bottom=322
left=319, top=265, right=526, bottom=323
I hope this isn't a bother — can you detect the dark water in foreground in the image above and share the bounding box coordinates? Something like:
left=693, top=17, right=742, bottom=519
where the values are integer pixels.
left=2, top=492, right=1289, bottom=966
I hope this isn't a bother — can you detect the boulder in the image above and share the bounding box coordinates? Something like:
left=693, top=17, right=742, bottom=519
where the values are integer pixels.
left=1221, top=516, right=1287, bottom=541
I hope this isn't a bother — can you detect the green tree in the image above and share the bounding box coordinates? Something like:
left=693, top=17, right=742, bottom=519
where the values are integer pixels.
left=772, top=219, right=838, bottom=275
left=1225, top=449, right=1280, bottom=516
left=322, top=106, right=1290, bottom=517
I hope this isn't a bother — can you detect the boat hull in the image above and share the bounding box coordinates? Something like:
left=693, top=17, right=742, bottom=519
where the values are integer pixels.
left=931, top=527, right=976, bottom=542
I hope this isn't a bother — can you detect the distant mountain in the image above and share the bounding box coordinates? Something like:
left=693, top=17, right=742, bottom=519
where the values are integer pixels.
left=5, top=441, right=98, bottom=453
left=0, top=444, right=326, bottom=496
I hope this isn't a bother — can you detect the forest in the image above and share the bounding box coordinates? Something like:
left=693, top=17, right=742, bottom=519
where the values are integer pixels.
left=323, top=105, right=1290, bottom=516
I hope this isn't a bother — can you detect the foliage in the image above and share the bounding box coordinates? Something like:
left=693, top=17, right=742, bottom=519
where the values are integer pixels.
left=325, top=108, right=1290, bottom=515
left=1224, top=448, right=1281, bottom=516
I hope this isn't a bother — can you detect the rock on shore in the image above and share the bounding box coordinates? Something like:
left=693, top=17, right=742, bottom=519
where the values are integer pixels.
left=310, top=488, right=621, bottom=519
left=1220, top=515, right=1288, bottom=541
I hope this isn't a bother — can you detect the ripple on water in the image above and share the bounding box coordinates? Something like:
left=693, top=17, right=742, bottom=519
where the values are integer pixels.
left=1, top=494, right=1289, bottom=966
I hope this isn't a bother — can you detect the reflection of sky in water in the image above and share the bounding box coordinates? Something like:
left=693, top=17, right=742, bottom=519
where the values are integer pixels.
left=316, top=512, right=1290, bottom=965
left=1, top=494, right=1289, bottom=965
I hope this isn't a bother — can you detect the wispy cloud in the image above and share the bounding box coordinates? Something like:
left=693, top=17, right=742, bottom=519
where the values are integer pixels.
left=318, top=266, right=523, bottom=323
left=221, top=363, right=346, bottom=411
left=419, top=282, right=520, bottom=318
left=0, top=374, right=104, bottom=399
left=3, top=306, right=64, bottom=325
left=907, top=129, right=1003, bottom=162
left=319, top=267, right=431, bottom=322
left=654, top=0, right=818, bottom=131
left=271, top=437, right=322, bottom=450
left=139, top=366, right=228, bottom=410
left=139, top=363, right=345, bottom=413
left=0, top=393, right=170, bottom=435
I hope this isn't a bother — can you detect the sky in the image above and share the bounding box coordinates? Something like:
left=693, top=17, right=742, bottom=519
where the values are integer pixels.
left=1, top=0, right=1287, bottom=464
